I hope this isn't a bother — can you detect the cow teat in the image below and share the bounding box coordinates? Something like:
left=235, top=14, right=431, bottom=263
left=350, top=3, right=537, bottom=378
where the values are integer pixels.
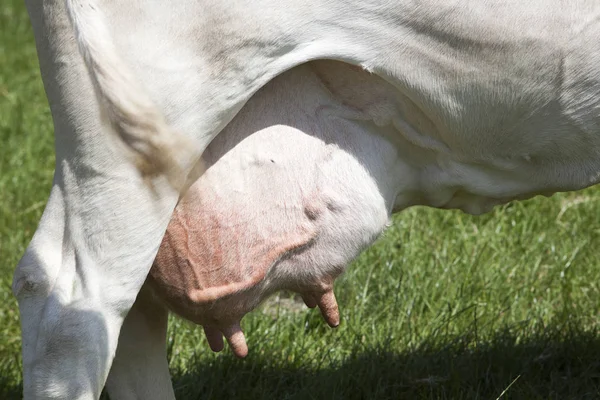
left=198, top=286, right=339, bottom=358
left=301, top=289, right=340, bottom=328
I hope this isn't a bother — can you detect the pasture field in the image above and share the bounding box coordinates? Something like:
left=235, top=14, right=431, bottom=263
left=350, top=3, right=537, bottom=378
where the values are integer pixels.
left=2, top=1, right=600, bottom=399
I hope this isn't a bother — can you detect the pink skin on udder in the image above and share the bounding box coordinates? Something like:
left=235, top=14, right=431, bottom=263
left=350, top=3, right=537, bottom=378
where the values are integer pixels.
left=149, top=190, right=341, bottom=358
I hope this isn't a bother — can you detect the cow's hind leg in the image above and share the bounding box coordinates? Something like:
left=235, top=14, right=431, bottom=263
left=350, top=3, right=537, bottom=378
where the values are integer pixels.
left=105, top=284, right=174, bottom=400
left=18, top=1, right=201, bottom=398
left=13, top=176, right=182, bottom=399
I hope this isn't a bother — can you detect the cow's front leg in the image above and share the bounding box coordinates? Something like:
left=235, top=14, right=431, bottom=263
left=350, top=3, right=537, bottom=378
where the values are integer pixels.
left=105, top=284, right=174, bottom=400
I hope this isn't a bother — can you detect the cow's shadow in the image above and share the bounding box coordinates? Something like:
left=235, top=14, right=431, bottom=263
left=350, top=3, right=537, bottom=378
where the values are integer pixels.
left=166, top=325, right=600, bottom=400
left=0, top=373, right=21, bottom=400
left=4, top=324, right=596, bottom=399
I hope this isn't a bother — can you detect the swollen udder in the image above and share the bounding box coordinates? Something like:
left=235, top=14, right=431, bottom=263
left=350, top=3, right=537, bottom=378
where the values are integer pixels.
left=149, top=181, right=341, bottom=358
left=148, top=62, right=393, bottom=358
left=148, top=124, right=348, bottom=357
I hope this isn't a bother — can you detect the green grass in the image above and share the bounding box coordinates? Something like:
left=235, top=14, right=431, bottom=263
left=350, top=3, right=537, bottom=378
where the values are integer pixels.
left=2, top=1, right=600, bottom=399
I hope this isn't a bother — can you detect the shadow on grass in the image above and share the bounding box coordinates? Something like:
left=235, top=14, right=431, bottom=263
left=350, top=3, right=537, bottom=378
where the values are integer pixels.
left=168, top=326, right=600, bottom=400
left=9, top=325, right=598, bottom=400
left=0, top=375, right=21, bottom=400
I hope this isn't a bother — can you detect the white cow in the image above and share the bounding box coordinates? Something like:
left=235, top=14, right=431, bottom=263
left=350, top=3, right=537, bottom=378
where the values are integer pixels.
left=14, top=0, right=600, bottom=399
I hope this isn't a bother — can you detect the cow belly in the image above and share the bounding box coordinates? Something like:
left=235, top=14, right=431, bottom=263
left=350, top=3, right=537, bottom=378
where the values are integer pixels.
left=148, top=62, right=394, bottom=357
